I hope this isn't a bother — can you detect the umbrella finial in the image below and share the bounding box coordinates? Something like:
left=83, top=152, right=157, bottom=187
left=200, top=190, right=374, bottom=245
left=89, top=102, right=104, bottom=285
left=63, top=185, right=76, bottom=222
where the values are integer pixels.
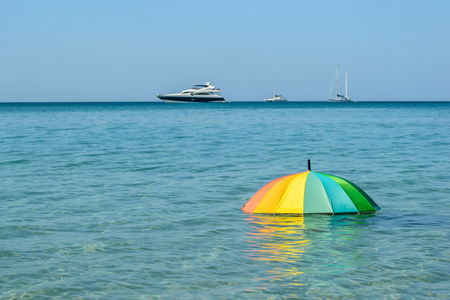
left=308, top=159, right=311, bottom=171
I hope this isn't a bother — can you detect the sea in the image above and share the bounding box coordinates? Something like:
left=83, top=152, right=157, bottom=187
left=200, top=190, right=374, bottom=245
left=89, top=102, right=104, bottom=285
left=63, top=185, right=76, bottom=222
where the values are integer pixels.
left=0, top=101, right=449, bottom=299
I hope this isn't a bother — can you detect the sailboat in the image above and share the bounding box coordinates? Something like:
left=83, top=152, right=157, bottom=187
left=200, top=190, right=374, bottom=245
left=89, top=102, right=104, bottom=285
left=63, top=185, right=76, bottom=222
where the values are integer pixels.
left=328, top=65, right=353, bottom=102
left=264, top=71, right=287, bottom=102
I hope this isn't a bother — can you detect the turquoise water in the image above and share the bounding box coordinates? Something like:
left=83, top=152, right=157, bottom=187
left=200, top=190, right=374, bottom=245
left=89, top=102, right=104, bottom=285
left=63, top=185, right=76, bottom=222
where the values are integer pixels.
left=1, top=102, right=449, bottom=299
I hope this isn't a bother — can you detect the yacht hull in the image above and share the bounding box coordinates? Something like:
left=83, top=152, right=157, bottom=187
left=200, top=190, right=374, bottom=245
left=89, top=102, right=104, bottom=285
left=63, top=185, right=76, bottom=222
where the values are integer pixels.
left=264, top=99, right=287, bottom=102
left=328, top=98, right=353, bottom=103
left=156, top=95, right=225, bottom=103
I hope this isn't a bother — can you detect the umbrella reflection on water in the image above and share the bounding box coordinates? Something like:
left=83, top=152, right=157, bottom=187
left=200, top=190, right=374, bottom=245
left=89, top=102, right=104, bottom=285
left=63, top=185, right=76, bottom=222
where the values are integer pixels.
left=244, top=214, right=378, bottom=292
left=245, top=215, right=310, bottom=263
left=244, top=215, right=311, bottom=287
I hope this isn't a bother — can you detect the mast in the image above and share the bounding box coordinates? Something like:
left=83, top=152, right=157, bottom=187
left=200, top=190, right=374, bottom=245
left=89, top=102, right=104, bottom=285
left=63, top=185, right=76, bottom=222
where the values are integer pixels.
left=336, top=64, right=339, bottom=98
left=345, top=72, right=348, bottom=98
left=274, top=70, right=277, bottom=97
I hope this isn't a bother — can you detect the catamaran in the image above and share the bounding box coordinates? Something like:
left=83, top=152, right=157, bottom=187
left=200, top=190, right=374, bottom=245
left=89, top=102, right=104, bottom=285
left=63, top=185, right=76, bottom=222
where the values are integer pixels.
left=328, top=65, right=353, bottom=102
left=264, top=71, right=287, bottom=102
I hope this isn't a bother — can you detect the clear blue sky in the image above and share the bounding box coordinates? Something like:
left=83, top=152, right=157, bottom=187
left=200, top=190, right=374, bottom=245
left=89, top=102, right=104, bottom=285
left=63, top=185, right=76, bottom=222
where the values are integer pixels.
left=1, top=0, right=449, bottom=102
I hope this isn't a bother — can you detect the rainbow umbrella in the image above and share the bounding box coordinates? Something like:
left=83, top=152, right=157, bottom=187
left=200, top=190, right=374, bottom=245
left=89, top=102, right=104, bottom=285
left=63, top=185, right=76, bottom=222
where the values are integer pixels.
left=242, top=160, right=380, bottom=215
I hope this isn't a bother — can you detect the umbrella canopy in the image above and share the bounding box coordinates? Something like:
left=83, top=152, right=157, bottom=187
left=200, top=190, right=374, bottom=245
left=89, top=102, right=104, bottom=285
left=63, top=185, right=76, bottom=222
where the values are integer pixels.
left=242, top=169, right=380, bottom=215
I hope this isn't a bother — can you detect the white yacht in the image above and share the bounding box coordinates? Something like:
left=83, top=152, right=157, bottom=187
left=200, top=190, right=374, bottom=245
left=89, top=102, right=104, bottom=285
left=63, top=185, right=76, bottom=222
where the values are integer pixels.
left=328, top=65, right=353, bottom=102
left=156, top=82, right=225, bottom=103
left=264, top=71, right=287, bottom=102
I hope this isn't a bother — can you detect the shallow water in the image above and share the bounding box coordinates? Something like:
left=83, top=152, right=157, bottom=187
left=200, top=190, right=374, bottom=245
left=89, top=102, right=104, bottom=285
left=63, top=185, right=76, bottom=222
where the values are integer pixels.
left=0, top=102, right=449, bottom=298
